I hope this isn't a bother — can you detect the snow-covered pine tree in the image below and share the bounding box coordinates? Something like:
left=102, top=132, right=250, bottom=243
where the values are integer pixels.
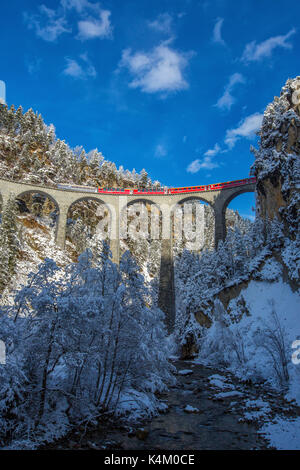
left=69, top=217, right=90, bottom=254
left=139, top=168, right=149, bottom=189
left=0, top=194, right=19, bottom=291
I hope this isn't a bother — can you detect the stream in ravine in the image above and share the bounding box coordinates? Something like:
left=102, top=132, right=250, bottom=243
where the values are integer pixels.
left=47, top=358, right=296, bottom=450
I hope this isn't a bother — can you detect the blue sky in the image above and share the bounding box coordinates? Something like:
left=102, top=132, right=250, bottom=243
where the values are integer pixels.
left=0, top=0, right=299, bottom=218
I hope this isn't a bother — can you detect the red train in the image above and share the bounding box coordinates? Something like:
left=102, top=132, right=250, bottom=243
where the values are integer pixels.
left=57, top=177, right=256, bottom=195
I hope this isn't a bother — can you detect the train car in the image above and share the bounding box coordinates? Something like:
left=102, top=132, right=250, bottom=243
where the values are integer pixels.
left=98, top=187, right=133, bottom=194
left=132, top=188, right=166, bottom=195
left=170, top=185, right=209, bottom=194
left=57, top=183, right=97, bottom=193
left=169, top=177, right=255, bottom=194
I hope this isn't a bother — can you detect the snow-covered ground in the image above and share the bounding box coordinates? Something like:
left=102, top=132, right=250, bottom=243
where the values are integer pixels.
left=193, top=266, right=300, bottom=449
left=198, top=275, right=300, bottom=398
left=229, top=279, right=300, bottom=402
left=259, top=416, right=300, bottom=450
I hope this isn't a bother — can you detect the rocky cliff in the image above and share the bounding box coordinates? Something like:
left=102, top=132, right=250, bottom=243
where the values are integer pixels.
left=252, top=77, right=300, bottom=236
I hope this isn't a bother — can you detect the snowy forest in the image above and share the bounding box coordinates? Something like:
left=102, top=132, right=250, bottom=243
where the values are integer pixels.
left=0, top=77, right=299, bottom=450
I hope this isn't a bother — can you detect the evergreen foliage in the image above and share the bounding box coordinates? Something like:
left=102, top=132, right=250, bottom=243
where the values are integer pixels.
left=0, top=104, right=155, bottom=189
left=0, top=247, right=174, bottom=448
left=0, top=194, right=20, bottom=292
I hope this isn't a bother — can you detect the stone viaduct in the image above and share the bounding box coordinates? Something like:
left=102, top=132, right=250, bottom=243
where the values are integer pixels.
left=0, top=178, right=255, bottom=332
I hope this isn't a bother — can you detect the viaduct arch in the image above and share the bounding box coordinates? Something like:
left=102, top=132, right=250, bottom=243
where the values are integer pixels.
left=0, top=178, right=256, bottom=332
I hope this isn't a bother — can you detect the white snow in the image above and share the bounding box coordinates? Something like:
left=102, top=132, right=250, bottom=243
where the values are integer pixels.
left=199, top=278, right=300, bottom=404
left=215, top=390, right=244, bottom=398
left=259, top=416, right=300, bottom=450
left=255, top=258, right=282, bottom=281
left=178, top=369, right=193, bottom=376
left=242, top=399, right=272, bottom=422
left=208, top=374, right=234, bottom=390
left=184, top=405, right=200, bottom=413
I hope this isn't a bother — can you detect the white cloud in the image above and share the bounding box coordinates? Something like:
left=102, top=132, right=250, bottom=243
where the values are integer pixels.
left=204, top=143, right=221, bottom=157
left=186, top=112, right=263, bottom=174
left=186, top=159, right=201, bottom=174
left=155, top=144, right=167, bottom=158
left=241, top=28, right=296, bottom=62
left=63, top=54, right=96, bottom=79
left=187, top=144, right=221, bottom=174
left=77, top=10, right=112, bottom=39
left=216, top=90, right=234, bottom=111
left=63, top=59, right=83, bottom=78
left=62, top=0, right=112, bottom=39
left=187, top=156, right=219, bottom=174
left=61, top=0, right=91, bottom=13
left=215, top=73, right=245, bottom=111
left=25, top=1, right=112, bottom=42
left=24, top=5, right=71, bottom=42
left=148, top=13, right=173, bottom=34
left=212, top=17, right=225, bottom=46
left=225, top=112, right=263, bottom=149
left=25, top=57, right=42, bottom=75
left=120, top=43, right=192, bottom=94
left=187, top=112, right=263, bottom=174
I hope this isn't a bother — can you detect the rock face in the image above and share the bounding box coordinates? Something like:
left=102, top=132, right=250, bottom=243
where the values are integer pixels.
left=180, top=333, right=199, bottom=360
left=252, top=77, right=300, bottom=236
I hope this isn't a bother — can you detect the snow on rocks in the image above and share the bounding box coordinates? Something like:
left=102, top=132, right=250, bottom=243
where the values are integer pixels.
left=184, top=405, right=200, bottom=413
left=206, top=374, right=246, bottom=401
left=208, top=374, right=234, bottom=391
left=214, top=391, right=244, bottom=399
left=259, top=416, right=300, bottom=450
left=177, top=369, right=194, bottom=376
left=158, top=402, right=169, bottom=413
left=240, top=399, right=272, bottom=423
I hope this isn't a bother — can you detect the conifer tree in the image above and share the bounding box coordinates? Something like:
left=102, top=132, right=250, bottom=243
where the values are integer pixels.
left=139, top=169, right=149, bottom=188
left=0, top=194, right=19, bottom=291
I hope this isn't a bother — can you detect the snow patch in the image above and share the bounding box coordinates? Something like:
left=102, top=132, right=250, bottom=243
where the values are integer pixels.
left=215, top=390, right=244, bottom=398
left=178, top=369, right=193, bottom=376
left=184, top=405, right=200, bottom=413
left=259, top=416, right=300, bottom=450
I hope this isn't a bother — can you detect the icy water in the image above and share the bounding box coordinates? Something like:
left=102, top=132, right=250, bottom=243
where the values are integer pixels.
left=48, top=359, right=281, bottom=450
left=106, top=360, right=269, bottom=450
